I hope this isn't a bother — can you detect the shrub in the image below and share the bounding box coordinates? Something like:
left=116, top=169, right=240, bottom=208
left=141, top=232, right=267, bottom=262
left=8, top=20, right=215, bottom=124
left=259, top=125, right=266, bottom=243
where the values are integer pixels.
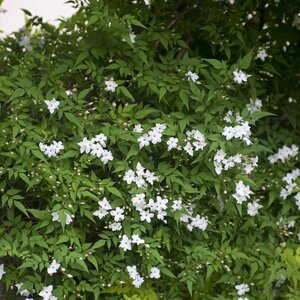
left=0, top=0, right=300, bottom=299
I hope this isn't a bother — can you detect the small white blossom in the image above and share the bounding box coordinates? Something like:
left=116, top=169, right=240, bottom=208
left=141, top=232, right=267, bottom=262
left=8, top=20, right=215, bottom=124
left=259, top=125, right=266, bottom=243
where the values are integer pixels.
left=256, top=47, right=267, bottom=61
left=186, top=71, right=199, bottom=82
left=247, top=201, right=262, bottom=216
left=233, top=181, right=253, bottom=204
left=233, top=69, right=250, bottom=84
left=105, top=80, right=118, bottom=92
left=235, top=283, right=250, bottom=296
left=47, top=259, right=60, bottom=275
left=45, top=99, right=60, bottom=114
left=149, top=267, right=160, bottom=279
left=38, top=285, right=57, bottom=300
left=247, top=98, right=262, bottom=113
left=0, top=264, right=6, bottom=280
left=119, top=235, right=132, bottom=251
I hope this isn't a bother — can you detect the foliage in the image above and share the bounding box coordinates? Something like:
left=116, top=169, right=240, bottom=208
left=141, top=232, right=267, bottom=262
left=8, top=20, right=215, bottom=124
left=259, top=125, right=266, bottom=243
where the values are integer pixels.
left=0, top=0, right=300, bottom=299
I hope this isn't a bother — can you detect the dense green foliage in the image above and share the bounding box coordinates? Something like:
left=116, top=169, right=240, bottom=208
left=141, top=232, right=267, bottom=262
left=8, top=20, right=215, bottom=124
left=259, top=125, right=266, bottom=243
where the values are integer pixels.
left=0, top=0, right=300, bottom=299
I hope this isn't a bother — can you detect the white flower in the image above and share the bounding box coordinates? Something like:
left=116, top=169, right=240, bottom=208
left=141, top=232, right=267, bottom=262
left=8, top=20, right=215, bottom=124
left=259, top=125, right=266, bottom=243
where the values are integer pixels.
left=287, top=220, right=295, bottom=228
left=183, top=142, right=194, bottom=156
left=138, top=133, right=151, bottom=148
left=129, top=32, right=136, bottom=43
left=92, top=133, right=107, bottom=146
left=247, top=201, right=262, bottom=216
left=104, top=80, right=118, bottom=92
left=108, top=222, right=122, bottom=231
left=39, top=141, right=64, bottom=158
left=100, top=150, right=113, bottom=164
left=38, top=285, right=57, bottom=300
left=131, top=234, right=145, bottom=245
left=133, top=275, right=144, bottom=288
left=45, top=99, right=60, bottom=114
left=133, top=124, right=144, bottom=133
left=268, top=145, right=299, bottom=164
left=47, top=259, right=60, bottom=275
left=148, top=130, right=163, bottom=144
left=0, top=264, right=6, bottom=280
left=171, top=200, right=182, bottom=211
left=110, top=207, right=125, bottom=222
left=149, top=267, right=160, bottom=279
left=119, top=235, right=132, bottom=251
left=78, top=137, right=93, bottom=154
left=16, top=283, right=30, bottom=297
left=186, top=71, right=199, bottom=82
left=233, top=69, right=250, bottom=84
left=190, top=215, right=208, bottom=231
left=124, top=170, right=136, bottom=184
left=167, top=137, right=179, bottom=150
left=235, top=283, right=250, bottom=296
left=233, top=181, right=253, bottom=204
left=51, top=212, right=73, bottom=225
left=256, top=47, right=267, bottom=61
left=140, top=210, right=154, bottom=223
left=247, top=98, right=262, bottom=113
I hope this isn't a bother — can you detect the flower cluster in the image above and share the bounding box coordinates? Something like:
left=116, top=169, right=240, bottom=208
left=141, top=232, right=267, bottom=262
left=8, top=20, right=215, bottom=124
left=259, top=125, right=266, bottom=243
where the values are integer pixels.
left=181, top=213, right=209, bottom=232
left=119, top=234, right=145, bottom=251
left=39, top=141, right=64, bottom=158
left=183, top=129, right=207, bottom=156
left=246, top=98, right=262, bottom=114
left=126, top=265, right=160, bottom=288
left=126, top=265, right=144, bottom=288
left=185, top=71, right=199, bottom=82
left=233, top=69, right=250, bottom=84
left=213, top=149, right=258, bottom=175
left=233, top=181, right=253, bottom=204
left=78, top=133, right=113, bottom=164
left=47, top=259, right=60, bottom=275
left=131, top=194, right=168, bottom=223
left=268, top=145, right=299, bottom=164
left=45, top=99, right=60, bottom=114
left=280, top=168, right=300, bottom=200
left=222, top=112, right=252, bottom=145
left=137, top=123, right=167, bottom=148
left=123, top=162, right=158, bottom=188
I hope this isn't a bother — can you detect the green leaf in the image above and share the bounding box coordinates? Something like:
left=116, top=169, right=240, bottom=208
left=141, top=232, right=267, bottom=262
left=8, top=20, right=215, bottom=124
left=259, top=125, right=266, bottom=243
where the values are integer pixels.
left=14, top=201, right=29, bottom=217
left=19, top=173, right=32, bottom=186
left=159, top=87, right=166, bottom=101
left=161, top=268, right=176, bottom=278
left=135, top=108, right=157, bottom=119
left=65, top=112, right=82, bottom=129
left=92, top=239, right=106, bottom=250
left=106, top=186, right=123, bottom=199
left=119, top=86, right=134, bottom=100
left=32, top=150, right=48, bottom=163
left=239, top=50, right=253, bottom=69
left=205, top=59, right=223, bottom=69
left=56, top=235, right=69, bottom=244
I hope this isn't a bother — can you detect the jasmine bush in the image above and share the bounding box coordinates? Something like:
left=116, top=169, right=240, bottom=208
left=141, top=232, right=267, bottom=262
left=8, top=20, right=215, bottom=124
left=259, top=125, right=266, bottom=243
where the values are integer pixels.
left=0, top=0, right=300, bottom=299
